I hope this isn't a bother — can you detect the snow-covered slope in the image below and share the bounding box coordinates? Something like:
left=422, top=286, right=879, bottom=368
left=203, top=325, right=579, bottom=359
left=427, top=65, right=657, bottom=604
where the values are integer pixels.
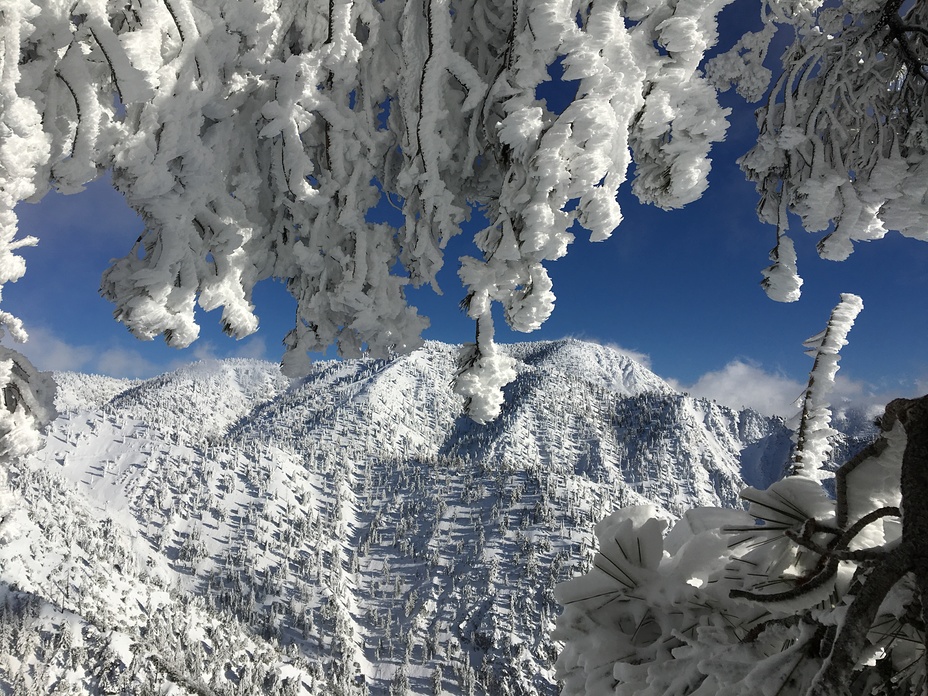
left=107, top=358, right=291, bottom=439
left=51, top=371, right=139, bottom=412
left=2, top=340, right=817, bottom=695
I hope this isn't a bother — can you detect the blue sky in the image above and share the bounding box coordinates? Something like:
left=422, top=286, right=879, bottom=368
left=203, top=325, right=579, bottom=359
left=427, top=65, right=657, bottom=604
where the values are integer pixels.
left=7, top=12, right=928, bottom=418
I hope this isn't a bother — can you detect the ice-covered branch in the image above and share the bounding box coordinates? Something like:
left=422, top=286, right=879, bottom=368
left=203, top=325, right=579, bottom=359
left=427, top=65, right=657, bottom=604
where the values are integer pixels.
left=789, top=293, right=863, bottom=479
left=729, top=0, right=928, bottom=301
left=556, top=395, right=928, bottom=696
left=3, top=0, right=927, bottom=425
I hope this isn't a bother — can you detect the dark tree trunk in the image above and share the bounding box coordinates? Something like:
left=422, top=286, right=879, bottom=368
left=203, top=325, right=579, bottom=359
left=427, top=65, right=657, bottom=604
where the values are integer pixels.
left=811, top=395, right=928, bottom=696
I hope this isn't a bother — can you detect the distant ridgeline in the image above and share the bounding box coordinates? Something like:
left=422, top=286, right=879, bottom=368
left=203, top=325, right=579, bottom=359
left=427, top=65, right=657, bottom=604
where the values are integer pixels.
left=0, top=340, right=873, bottom=695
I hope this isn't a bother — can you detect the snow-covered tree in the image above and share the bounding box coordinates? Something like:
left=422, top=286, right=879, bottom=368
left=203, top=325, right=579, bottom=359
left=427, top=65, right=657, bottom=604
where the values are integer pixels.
left=1, top=0, right=925, bottom=438
left=553, top=294, right=928, bottom=696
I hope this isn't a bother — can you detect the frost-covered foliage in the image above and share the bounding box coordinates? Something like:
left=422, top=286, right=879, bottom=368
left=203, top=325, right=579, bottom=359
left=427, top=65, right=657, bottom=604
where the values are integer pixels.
left=707, top=0, right=928, bottom=301
left=553, top=468, right=910, bottom=696
left=0, top=0, right=738, bottom=422
left=789, top=293, right=862, bottom=479
left=1, top=0, right=925, bottom=427
left=554, top=300, right=928, bottom=696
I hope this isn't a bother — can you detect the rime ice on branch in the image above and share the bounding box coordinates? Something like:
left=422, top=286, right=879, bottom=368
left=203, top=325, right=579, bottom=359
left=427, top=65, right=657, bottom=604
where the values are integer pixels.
left=0, top=0, right=729, bottom=424
left=712, top=0, right=928, bottom=302
left=789, top=293, right=863, bottom=480
left=1, top=0, right=926, bottom=423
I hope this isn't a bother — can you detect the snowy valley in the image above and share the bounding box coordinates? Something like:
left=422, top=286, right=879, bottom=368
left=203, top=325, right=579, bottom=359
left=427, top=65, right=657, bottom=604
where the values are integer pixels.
left=0, top=340, right=870, bottom=695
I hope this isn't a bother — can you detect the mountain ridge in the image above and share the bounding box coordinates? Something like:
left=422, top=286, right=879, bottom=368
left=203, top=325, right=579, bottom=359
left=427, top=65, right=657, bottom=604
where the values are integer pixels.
left=0, top=339, right=870, bottom=695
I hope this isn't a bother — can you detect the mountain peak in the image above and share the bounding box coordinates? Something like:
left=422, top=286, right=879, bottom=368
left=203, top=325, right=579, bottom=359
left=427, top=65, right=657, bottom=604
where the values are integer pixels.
left=501, top=338, right=672, bottom=397
left=7, top=339, right=812, bottom=695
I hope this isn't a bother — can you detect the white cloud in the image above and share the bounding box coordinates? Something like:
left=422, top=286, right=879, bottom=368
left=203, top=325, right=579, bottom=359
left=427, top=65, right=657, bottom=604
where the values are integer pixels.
left=911, top=374, right=928, bottom=400
left=233, top=336, right=269, bottom=360
left=3, top=326, right=95, bottom=373
left=684, top=359, right=895, bottom=419
left=3, top=326, right=159, bottom=378
left=173, top=336, right=269, bottom=367
left=574, top=335, right=653, bottom=369
left=9, top=328, right=268, bottom=380
left=191, top=341, right=220, bottom=362
left=93, top=346, right=159, bottom=378
left=686, top=360, right=806, bottom=418
left=567, top=337, right=810, bottom=418
left=602, top=342, right=652, bottom=369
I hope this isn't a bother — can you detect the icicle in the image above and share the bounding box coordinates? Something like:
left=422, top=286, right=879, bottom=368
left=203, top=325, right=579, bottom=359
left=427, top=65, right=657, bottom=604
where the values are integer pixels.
left=761, top=231, right=802, bottom=303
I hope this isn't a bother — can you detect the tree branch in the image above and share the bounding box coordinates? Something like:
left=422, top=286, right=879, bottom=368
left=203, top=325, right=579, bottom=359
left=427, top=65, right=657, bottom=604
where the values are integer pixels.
left=835, top=437, right=890, bottom=528
left=808, top=545, right=911, bottom=696
left=810, top=395, right=928, bottom=695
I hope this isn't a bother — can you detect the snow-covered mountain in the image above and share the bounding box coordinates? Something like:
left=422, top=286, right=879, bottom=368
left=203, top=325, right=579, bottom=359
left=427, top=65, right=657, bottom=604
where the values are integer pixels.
left=0, top=340, right=853, bottom=695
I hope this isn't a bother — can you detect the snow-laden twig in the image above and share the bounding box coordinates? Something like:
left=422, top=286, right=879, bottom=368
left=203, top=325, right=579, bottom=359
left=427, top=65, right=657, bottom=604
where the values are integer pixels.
left=789, top=293, right=863, bottom=480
